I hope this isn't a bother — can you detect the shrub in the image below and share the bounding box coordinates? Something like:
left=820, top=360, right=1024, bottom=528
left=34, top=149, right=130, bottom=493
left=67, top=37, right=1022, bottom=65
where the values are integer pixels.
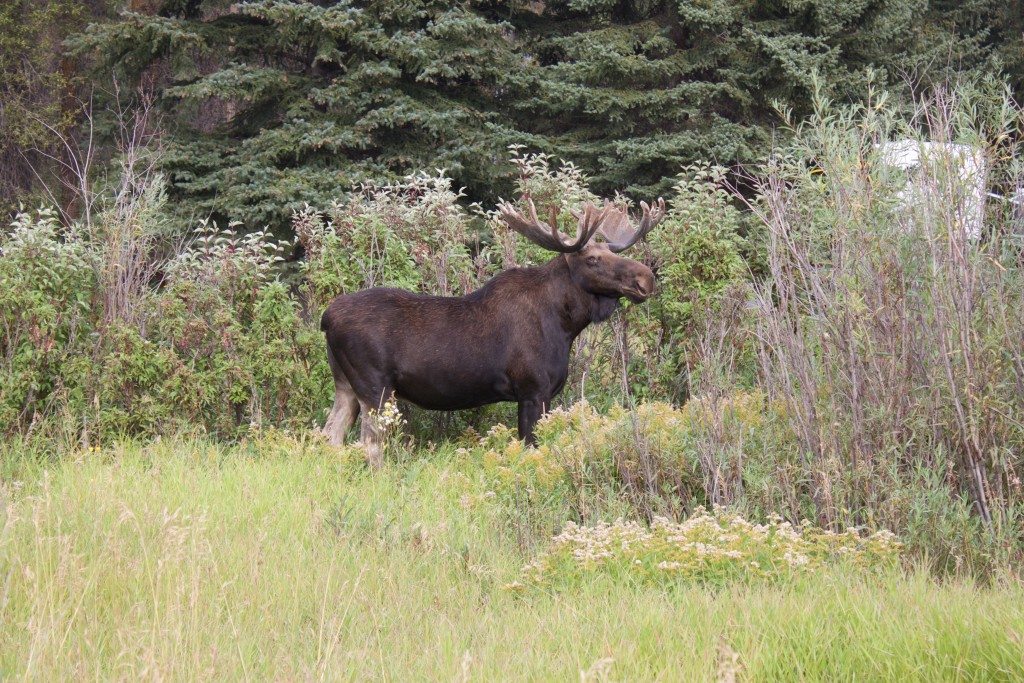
left=0, top=192, right=330, bottom=442
left=0, top=208, right=96, bottom=433
left=740, top=83, right=1024, bottom=559
left=167, top=221, right=290, bottom=311
left=296, top=171, right=484, bottom=315
left=469, top=397, right=791, bottom=546
left=639, top=165, right=750, bottom=400
left=89, top=227, right=330, bottom=439
left=509, top=507, right=902, bottom=591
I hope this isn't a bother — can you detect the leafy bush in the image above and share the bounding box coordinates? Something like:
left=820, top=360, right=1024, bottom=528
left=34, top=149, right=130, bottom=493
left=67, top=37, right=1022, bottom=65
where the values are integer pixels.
left=648, top=166, right=748, bottom=329
left=85, top=228, right=328, bottom=439
left=296, top=171, right=485, bottom=315
left=0, top=196, right=329, bottom=441
left=631, top=165, right=751, bottom=401
left=0, top=208, right=96, bottom=432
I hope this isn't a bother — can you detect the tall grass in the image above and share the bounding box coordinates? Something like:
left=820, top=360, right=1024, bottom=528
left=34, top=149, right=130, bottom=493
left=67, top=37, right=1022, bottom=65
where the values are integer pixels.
left=1, top=436, right=1022, bottom=680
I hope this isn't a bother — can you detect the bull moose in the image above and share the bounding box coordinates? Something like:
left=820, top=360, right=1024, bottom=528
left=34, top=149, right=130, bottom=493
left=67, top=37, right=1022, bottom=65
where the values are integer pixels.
left=320, top=196, right=666, bottom=466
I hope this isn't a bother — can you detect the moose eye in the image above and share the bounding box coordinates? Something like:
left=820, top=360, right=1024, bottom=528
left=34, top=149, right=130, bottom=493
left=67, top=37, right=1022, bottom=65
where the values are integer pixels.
left=586, top=255, right=599, bottom=265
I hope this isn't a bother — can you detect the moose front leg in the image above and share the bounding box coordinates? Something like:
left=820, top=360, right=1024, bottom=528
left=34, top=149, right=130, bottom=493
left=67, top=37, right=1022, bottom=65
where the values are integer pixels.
left=517, top=397, right=548, bottom=446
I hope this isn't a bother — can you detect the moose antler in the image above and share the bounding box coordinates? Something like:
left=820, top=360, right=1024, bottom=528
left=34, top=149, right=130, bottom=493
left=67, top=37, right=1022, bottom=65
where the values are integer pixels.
left=497, top=195, right=612, bottom=253
left=597, top=198, right=667, bottom=252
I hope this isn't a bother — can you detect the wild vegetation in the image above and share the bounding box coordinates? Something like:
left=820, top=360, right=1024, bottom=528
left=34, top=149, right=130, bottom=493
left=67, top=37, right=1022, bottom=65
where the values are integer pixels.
left=5, top=82, right=1024, bottom=567
left=2, top=435, right=1023, bottom=680
left=3, top=2, right=1024, bottom=677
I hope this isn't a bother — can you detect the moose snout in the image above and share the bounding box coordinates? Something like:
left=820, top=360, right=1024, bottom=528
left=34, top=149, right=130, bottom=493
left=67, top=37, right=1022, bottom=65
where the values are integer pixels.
left=626, top=269, right=656, bottom=302
left=635, top=275, right=654, bottom=297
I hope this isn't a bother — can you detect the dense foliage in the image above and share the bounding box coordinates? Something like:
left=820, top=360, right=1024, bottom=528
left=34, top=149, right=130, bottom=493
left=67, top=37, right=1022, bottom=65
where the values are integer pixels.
left=56, top=0, right=1023, bottom=230
left=0, top=201, right=328, bottom=441
left=2, top=66, right=1023, bottom=572
left=0, top=146, right=740, bottom=440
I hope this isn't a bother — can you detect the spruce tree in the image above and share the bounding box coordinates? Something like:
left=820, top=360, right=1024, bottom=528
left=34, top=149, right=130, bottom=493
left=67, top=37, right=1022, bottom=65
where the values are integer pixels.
left=72, top=1, right=521, bottom=228
left=70, top=0, right=1018, bottom=231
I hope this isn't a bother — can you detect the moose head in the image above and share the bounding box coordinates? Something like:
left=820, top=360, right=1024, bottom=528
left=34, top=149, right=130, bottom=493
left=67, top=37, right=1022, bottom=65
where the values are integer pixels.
left=498, top=195, right=665, bottom=305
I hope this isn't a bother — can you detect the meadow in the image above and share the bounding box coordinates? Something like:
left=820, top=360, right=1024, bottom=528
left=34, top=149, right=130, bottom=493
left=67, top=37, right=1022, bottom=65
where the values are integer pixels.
left=2, top=434, right=1023, bottom=681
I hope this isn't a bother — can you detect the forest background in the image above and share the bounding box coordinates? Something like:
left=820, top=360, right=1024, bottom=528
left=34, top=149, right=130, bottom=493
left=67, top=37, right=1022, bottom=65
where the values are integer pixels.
left=3, top=0, right=1024, bottom=574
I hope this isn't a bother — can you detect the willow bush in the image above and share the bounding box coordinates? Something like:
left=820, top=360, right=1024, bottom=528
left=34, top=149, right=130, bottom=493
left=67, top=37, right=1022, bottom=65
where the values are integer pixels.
left=737, top=81, right=1024, bottom=572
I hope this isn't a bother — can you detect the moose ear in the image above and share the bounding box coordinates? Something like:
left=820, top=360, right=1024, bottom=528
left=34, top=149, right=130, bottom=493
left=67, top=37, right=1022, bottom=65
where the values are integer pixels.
left=590, top=295, right=620, bottom=323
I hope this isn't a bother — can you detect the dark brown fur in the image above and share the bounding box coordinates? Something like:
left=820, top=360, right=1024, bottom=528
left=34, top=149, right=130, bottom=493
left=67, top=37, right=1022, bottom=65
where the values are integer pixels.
left=320, top=243, right=655, bottom=463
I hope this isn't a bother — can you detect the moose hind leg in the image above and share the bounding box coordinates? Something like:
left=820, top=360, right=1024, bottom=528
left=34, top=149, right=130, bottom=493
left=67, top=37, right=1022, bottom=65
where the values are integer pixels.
left=358, top=399, right=384, bottom=468
left=322, top=349, right=360, bottom=446
left=357, top=387, right=398, bottom=469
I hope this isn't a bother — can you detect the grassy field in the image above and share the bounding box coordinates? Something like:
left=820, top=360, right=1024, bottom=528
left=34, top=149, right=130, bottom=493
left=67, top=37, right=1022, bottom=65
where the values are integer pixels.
left=1, top=435, right=1022, bottom=681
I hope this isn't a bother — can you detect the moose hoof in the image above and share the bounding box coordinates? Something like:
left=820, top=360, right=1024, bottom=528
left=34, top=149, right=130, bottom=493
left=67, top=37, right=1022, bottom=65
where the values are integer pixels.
left=321, top=428, right=344, bottom=447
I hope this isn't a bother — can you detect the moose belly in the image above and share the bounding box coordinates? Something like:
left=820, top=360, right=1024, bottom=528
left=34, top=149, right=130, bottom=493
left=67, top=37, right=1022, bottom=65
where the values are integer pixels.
left=393, top=367, right=513, bottom=411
